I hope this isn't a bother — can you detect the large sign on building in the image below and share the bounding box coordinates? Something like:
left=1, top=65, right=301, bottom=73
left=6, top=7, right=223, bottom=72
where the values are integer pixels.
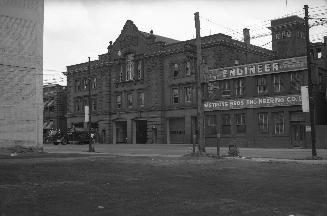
left=204, top=95, right=302, bottom=111
left=206, top=56, right=307, bottom=81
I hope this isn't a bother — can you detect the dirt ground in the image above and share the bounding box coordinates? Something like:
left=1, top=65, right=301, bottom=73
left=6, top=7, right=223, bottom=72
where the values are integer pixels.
left=0, top=154, right=326, bottom=216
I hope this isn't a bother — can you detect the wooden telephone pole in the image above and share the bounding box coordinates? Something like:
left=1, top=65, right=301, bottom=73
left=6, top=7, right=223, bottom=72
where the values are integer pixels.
left=304, top=5, right=317, bottom=157
left=194, top=12, right=205, bottom=153
left=88, top=57, right=95, bottom=152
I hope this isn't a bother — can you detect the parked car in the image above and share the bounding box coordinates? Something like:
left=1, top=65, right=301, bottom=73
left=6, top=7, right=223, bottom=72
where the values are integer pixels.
left=67, top=131, right=94, bottom=145
left=53, top=130, right=68, bottom=145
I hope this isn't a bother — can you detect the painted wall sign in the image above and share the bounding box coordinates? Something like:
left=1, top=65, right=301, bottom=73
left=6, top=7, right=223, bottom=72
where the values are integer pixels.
left=206, top=56, right=307, bottom=81
left=204, top=95, right=302, bottom=111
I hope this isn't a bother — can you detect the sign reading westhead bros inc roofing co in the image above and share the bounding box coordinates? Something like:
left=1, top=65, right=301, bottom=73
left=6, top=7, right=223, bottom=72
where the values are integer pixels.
left=204, top=56, right=306, bottom=111
left=204, top=95, right=302, bottom=111
left=206, top=56, right=307, bottom=81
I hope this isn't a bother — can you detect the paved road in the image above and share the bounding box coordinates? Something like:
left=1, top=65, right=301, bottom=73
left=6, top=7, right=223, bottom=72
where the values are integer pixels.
left=44, top=143, right=327, bottom=160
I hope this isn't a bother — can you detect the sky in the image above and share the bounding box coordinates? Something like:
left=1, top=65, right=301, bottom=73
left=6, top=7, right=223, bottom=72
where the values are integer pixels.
left=43, top=0, right=327, bottom=86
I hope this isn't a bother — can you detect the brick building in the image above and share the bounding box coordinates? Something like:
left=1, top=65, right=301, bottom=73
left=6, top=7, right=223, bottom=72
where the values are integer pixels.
left=204, top=16, right=327, bottom=148
left=66, top=15, right=326, bottom=147
left=43, top=84, right=67, bottom=135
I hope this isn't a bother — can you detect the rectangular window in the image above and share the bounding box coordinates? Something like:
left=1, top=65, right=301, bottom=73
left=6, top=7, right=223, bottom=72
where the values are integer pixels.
left=273, top=75, right=282, bottom=93
left=137, top=61, right=143, bottom=80
left=119, top=65, right=123, bottom=82
left=257, top=112, right=269, bottom=133
left=172, top=88, right=179, bottom=104
left=127, top=93, right=133, bottom=108
left=138, top=92, right=144, bottom=107
left=221, top=80, right=231, bottom=96
left=235, top=113, right=246, bottom=133
left=184, top=86, right=192, bottom=102
left=290, top=72, right=301, bottom=92
left=75, top=80, right=79, bottom=92
left=92, top=77, right=97, bottom=89
left=126, top=54, right=134, bottom=81
left=221, top=114, right=231, bottom=134
left=116, top=95, right=121, bottom=109
left=77, top=80, right=81, bottom=91
left=206, top=115, right=217, bottom=136
left=173, top=63, right=179, bottom=79
left=75, top=99, right=80, bottom=112
left=235, top=79, right=245, bottom=96
left=92, top=98, right=97, bottom=111
left=257, top=77, right=267, bottom=94
left=83, top=78, right=88, bottom=90
left=273, top=112, right=284, bottom=134
left=185, top=61, right=191, bottom=76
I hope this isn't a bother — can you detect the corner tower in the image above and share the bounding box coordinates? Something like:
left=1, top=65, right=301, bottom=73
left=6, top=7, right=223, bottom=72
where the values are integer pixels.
left=269, top=15, right=306, bottom=58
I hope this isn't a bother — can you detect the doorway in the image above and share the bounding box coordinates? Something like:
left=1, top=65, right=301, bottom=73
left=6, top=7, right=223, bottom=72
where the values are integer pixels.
left=136, top=120, right=147, bottom=144
left=116, top=121, right=127, bottom=143
left=290, top=124, right=305, bottom=148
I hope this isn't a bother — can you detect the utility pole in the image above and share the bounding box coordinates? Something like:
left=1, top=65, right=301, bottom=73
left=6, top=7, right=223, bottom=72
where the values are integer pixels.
left=304, top=5, right=317, bottom=157
left=88, top=57, right=95, bottom=152
left=194, top=12, right=205, bottom=153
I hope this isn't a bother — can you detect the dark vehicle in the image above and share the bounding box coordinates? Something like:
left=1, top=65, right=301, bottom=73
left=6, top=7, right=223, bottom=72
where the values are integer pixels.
left=67, top=131, right=91, bottom=144
left=52, top=130, right=68, bottom=145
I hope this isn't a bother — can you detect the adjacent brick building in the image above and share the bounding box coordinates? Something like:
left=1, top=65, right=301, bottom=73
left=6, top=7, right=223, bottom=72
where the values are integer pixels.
left=204, top=16, right=327, bottom=148
left=43, top=84, right=67, bottom=136
left=65, top=15, right=327, bottom=147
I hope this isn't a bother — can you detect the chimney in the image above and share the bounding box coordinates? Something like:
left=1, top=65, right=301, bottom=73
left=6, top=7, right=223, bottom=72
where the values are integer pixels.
left=147, top=29, right=156, bottom=44
left=243, top=28, right=250, bottom=45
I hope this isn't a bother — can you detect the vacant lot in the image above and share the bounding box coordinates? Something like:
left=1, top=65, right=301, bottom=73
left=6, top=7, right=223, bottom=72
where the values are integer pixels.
left=0, top=154, right=326, bottom=216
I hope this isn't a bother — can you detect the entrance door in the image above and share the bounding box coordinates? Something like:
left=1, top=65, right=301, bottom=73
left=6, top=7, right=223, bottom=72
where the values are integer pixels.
left=116, top=121, right=127, bottom=143
left=136, top=120, right=147, bottom=144
left=290, top=124, right=305, bottom=147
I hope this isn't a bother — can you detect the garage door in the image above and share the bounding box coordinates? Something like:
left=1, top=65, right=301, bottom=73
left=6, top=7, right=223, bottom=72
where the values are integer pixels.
left=169, top=118, right=185, bottom=144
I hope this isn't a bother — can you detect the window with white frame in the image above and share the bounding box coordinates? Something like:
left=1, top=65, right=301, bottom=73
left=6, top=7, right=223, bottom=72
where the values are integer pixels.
left=92, top=77, right=97, bottom=89
left=273, top=112, right=284, bottom=134
left=173, top=63, right=179, bottom=79
left=257, top=112, right=268, bottom=133
left=138, top=92, right=144, bottom=107
left=235, top=79, right=245, bottom=96
left=92, top=98, right=97, bottom=111
left=83, top=78, right=88, bottom=90
left=137, top=61, right=143, bottom=80
left=221, top=114, right=231, bottom=134
left=290, top=72, right=301, bottom=92
left=235, top=113, right=246, bottom=133
left=127, top=93, right=133, bottom=108
left=116, top=95, right=121, bottom=109
left=206, top=115, right=217, bottom=136
left=257, top=76, right=267, bottom=94
left=172, top=88, right=179, bottom=104
left=221, top=80, right=231, bottom=96
left=273, top=74, right=282, bottom=93
left=184, top=86, right=192, bottom=102
left=119, top=65, right=123, bottom=82
left=126, top=54, right=134, bottom=81
left=185, top=61, right=191, bottom=76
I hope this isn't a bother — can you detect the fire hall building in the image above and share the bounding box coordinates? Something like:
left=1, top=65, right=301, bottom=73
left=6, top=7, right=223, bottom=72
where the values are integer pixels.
left=65, top=15, right=327, bottom=147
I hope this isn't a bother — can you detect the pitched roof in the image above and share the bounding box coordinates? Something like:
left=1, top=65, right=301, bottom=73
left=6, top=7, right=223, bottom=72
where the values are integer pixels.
left=140, top=31, right=179, bottom=45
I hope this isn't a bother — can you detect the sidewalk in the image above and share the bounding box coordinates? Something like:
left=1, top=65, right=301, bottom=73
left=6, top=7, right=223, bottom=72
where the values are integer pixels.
left=43, top=143, right=327, bottom=161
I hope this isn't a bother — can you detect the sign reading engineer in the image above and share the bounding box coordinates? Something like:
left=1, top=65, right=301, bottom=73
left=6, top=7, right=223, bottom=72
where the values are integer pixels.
left=204, top=95, right=302, bottom=111
left=206, top=56, right=307, bottom=81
